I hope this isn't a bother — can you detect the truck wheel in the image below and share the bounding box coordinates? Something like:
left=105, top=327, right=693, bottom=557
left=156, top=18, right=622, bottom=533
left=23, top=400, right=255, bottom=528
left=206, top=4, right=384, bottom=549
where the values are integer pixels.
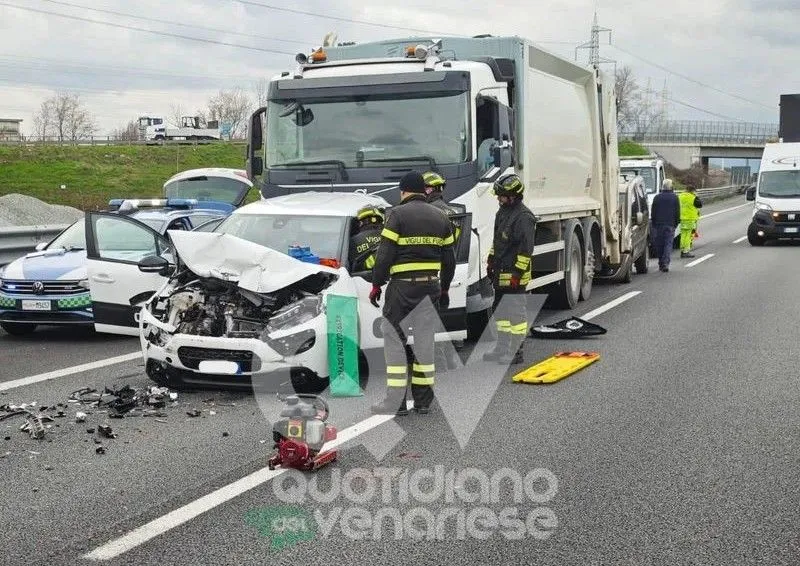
left=634, top=244, right=649, bottom=274
left=747, top=223, right=765, bottom=246
left=551, top=221, right=582, bottom=309
left=1, top=322, right=36, bottom=335
left=621, top=257, right=634, bottom=283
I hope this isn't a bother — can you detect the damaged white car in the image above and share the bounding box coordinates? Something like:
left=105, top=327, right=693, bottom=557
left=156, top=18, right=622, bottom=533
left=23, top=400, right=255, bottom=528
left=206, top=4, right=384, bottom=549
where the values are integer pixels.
left=84, top=192, right=472, bottom=392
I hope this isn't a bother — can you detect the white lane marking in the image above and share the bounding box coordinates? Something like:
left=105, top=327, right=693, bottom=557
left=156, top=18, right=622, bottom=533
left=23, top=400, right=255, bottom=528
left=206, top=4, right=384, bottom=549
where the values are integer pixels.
left=580, top=291, right=641, bottom=321
left=83, top=414, right=394, bottom=561
left=0, top=351, right=141, bottom=392
left=685, top=254, right=715, bottom=268
left=733, top=236, right=747, bottom=244
left=700, top=203, right=749, bottom=220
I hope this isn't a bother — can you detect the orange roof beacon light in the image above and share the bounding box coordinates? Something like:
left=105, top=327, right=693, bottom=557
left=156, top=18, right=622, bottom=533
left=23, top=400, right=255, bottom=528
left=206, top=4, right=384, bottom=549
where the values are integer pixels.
left=319, top=258, right=340, bottom=269
left=405, top=45, right=416, bottom=57
left=310, top=48, right=327, bottom=63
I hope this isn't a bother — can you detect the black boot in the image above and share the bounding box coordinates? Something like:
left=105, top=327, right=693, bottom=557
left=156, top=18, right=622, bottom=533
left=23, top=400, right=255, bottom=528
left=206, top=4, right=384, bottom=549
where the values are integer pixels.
left=371, top=392, right=409, bottom=416
left=411, top=384, right=434, bottom=414
left=498, top=335, right=525, bottom=365
left=483, top=332, right=509, bottom=362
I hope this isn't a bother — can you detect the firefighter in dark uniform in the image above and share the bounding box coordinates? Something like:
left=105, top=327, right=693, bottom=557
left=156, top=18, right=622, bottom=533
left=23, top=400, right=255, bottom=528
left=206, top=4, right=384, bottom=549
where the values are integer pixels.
left=369, top=171, right=456, bottom=415
left=483, top=173, right=536, bottom=365
left=423, top=171, right=464, bottom=371
left=349, top=205, right=384, bottom=273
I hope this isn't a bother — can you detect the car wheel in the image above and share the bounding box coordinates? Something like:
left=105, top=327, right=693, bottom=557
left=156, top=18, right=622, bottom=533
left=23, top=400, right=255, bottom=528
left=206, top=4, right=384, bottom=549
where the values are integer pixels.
left=1, top=322, right=37, bottom=336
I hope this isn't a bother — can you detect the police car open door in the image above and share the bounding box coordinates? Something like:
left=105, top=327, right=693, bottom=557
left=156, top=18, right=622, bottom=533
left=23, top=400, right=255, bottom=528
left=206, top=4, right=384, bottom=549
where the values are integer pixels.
left=84, top=212, right=171, bottom=336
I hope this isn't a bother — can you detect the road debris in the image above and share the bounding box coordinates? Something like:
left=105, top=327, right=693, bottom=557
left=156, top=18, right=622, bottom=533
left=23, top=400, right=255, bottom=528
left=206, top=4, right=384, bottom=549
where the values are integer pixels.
left=97, top=425, right=117, bottom=439
left=96, top=446, right=106, bottom=455
left=186, top=409, right=202, bottom=418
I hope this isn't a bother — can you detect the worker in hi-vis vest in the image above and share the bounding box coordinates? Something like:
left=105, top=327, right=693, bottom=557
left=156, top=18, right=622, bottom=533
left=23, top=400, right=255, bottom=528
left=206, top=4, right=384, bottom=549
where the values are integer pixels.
left=678, top=186, right=703, bottom=258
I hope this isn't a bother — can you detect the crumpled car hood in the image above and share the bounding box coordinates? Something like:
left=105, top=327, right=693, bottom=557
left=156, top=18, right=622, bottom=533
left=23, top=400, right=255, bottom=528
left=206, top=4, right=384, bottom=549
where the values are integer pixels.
left=168, top=230, right=337, bottom=293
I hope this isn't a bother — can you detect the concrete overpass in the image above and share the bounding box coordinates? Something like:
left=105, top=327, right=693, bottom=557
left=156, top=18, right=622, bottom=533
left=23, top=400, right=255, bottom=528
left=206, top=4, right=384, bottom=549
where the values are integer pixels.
left=622, top=120, right=778, bottom=170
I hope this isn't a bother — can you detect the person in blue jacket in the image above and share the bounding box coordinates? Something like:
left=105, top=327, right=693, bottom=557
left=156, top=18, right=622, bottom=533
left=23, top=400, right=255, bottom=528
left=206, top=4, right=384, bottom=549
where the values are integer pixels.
left=650, top=178, right=681, bottom=272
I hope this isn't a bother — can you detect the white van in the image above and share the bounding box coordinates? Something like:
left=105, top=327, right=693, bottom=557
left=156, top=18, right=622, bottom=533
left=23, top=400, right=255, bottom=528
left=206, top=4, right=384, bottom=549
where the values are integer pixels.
left=746, top=142, right=800, bottom=245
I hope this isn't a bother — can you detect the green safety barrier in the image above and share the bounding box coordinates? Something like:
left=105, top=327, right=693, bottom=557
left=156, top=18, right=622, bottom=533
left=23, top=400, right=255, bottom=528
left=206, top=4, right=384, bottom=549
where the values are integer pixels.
left=326, top=294, right=362, bottom=397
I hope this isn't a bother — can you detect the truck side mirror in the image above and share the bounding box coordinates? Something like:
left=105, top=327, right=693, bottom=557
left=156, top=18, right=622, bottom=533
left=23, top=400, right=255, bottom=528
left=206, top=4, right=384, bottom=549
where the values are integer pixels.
left=246, top=107, right=266, bottom=179
left=745, top=186, right=756, bottom=201
left=492, top=143, right=512, bottom=170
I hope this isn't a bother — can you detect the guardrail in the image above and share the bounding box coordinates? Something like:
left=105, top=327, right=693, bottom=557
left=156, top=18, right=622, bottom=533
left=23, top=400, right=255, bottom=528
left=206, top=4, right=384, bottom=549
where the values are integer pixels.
left=694, top=185, right=746, bottom=202
left=0, top=225, right=68, bottom=267
left=0, top=138, right=248, bottom=146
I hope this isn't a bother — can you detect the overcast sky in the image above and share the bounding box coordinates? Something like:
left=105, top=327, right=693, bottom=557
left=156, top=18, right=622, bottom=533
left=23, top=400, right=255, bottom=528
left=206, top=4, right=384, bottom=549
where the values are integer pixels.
left=0, top=0, right=791, bottom=136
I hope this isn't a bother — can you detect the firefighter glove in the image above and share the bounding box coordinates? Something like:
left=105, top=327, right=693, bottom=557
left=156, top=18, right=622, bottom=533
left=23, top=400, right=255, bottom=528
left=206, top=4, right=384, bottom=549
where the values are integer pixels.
left=439, top=289, right=450, bottom=311
left=369, top=285, right=382, bottom=307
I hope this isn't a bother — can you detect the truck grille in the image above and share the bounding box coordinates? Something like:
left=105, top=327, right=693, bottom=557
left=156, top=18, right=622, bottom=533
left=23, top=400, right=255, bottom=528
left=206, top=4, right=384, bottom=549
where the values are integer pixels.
left=0, top=280, right=86, bottom=296
left=177, top=347, right=255, bottom=372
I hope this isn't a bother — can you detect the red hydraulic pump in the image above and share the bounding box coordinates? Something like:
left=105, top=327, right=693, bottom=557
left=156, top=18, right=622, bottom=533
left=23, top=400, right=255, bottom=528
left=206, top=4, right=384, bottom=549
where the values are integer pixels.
left=268, top=394, right=337, bottom=471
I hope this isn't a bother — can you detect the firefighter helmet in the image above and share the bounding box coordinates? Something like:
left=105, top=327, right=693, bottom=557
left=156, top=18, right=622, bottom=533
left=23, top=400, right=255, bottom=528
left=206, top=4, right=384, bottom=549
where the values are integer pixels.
left=493, top=173, right=525, bottom=197
left=356, top=205, right=385, bottom=226
left=422, top=171, right=446, bottom=190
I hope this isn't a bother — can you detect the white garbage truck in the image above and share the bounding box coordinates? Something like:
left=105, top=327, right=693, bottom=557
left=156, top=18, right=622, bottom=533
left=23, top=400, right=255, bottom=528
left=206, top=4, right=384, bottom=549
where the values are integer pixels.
left=245, top=35, right=649, bottom=339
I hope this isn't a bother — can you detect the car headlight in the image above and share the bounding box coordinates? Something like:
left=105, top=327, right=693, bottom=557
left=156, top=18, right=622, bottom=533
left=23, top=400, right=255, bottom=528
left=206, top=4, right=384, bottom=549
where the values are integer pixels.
left=755, top=202, right=772, bottom=212
left=266, top=296, right=322, bottom=334
left=78, top=279, right=90, bottom=290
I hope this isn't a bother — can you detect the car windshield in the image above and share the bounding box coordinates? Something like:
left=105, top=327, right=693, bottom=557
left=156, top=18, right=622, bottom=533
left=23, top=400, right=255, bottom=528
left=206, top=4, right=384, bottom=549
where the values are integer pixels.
left=621, top=167, right=657, bottom=194
left=47, top=221, right=86, bottom=250
left=759, top=170, right=800, bottom=198
left=164, top=176, right=249, bottom=205
left=266, top=92, right=470, bottom=168
left=214, top=214, right=347, bottom=260
left=136, top=218, right=166, bottom=232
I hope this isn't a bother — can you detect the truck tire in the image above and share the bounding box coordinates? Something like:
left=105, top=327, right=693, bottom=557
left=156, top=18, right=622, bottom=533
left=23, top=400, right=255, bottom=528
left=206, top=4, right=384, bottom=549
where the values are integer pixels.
left=621, top=257, right=634, bottom=283
left=747, top=223, right=765, bottom=246
left=634, top=244, right=649, bottom=274
left=551, top=220, right=583, bottom=309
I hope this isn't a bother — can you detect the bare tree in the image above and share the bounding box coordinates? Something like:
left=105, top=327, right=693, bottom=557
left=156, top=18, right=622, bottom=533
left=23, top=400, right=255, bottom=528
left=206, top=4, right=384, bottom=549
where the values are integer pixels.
left=615, top=67, right=664, bottom=140
left=33, top=91, right=97, bottom=142
left=253, top=78, right=268, bottom=108
left=32, top=99, right=53, bottom=141
left=170, top=104, right=184, bottom=127
left=112, top=120, right=140, bottom=141
left=206, top=87, right=252, bottom=140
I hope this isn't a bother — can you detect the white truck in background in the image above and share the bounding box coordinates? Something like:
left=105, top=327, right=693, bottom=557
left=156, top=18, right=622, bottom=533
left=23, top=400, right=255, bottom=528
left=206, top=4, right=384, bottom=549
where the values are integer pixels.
left=137, top=115, right=221, bottom=143
left=245, top=35, right=650, bottom=340
left=620, top=154, right=666, bottom=210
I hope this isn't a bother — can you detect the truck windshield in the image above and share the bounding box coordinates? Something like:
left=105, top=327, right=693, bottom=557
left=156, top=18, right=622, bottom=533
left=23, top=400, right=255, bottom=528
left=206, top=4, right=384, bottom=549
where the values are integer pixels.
left=214, top=214, right=347, bottom=260
left=759, top=170, right=800, bottom=198
left=266, top=92, right=470, bottom=169
left=621, top=167, right=657, bottom=194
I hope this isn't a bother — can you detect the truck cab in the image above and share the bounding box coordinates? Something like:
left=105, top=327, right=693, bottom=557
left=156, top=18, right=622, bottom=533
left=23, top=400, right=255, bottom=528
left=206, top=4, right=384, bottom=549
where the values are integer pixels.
left=620, top=155, right=666, bottom=211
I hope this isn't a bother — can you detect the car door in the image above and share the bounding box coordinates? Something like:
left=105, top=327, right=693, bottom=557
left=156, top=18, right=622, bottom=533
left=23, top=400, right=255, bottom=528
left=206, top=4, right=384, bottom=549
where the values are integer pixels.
left=630, top=182, right=649, bottom=256
left=85, top=212, right=172, bottom=336
left=439, top=212, right=472, bottom=337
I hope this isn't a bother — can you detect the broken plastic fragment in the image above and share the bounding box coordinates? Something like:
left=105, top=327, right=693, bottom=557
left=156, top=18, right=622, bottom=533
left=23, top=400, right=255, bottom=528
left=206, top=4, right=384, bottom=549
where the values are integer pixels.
left=186, top=409, right=202, bottom=418
left=97, top=425, right=117, bottom=439
left=96, top=446, right=106, bottom=455
left=75, top=412, right=87, bottom=423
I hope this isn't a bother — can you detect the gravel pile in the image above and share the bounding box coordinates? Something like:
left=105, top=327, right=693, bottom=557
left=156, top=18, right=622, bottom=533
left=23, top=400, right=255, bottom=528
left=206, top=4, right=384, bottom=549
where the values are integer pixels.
left=0, top=193, right=83, bottom=228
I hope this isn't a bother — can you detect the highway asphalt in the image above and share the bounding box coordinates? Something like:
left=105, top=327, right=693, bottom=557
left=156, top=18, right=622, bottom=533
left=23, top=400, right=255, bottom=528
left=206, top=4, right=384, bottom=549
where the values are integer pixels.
left=1, top=195, right=797, bottom=565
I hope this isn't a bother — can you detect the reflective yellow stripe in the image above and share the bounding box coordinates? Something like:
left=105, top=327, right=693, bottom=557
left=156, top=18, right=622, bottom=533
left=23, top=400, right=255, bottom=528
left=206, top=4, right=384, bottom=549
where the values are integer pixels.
left=510, top=322, right=528, bottom=335
left=390, top=262, right=441, bottom=274
left=442, top=234, right=454, bottom=246
left=386, top=366, right=407, bottom=374
left=397, top=236, right=446, bottom=246
left=365, top=255, right=375, bottom=269
left=496, top=320, right=511, bottom=330
left=387, top=378, right=408, bottom=388
left=381, top=228, right=399, bottom=242
left=412, top=363, right=435, bottom=373
left=411, top=376, right=435, bottom=386
left=515, top=255, right=531, bottom=270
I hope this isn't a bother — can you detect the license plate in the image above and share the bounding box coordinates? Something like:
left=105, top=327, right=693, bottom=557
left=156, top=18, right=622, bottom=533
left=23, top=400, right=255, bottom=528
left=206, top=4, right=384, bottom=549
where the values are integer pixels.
left=21, top=300, right=51, bottom=311
left=785, top=227, right=799, bottom=233
left=198, top=360, right=240, bottom=374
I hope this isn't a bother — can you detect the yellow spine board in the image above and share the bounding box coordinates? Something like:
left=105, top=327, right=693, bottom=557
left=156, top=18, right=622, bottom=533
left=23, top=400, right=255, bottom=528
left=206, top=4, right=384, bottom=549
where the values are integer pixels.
left=512, top=352, right=600, bottom=384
